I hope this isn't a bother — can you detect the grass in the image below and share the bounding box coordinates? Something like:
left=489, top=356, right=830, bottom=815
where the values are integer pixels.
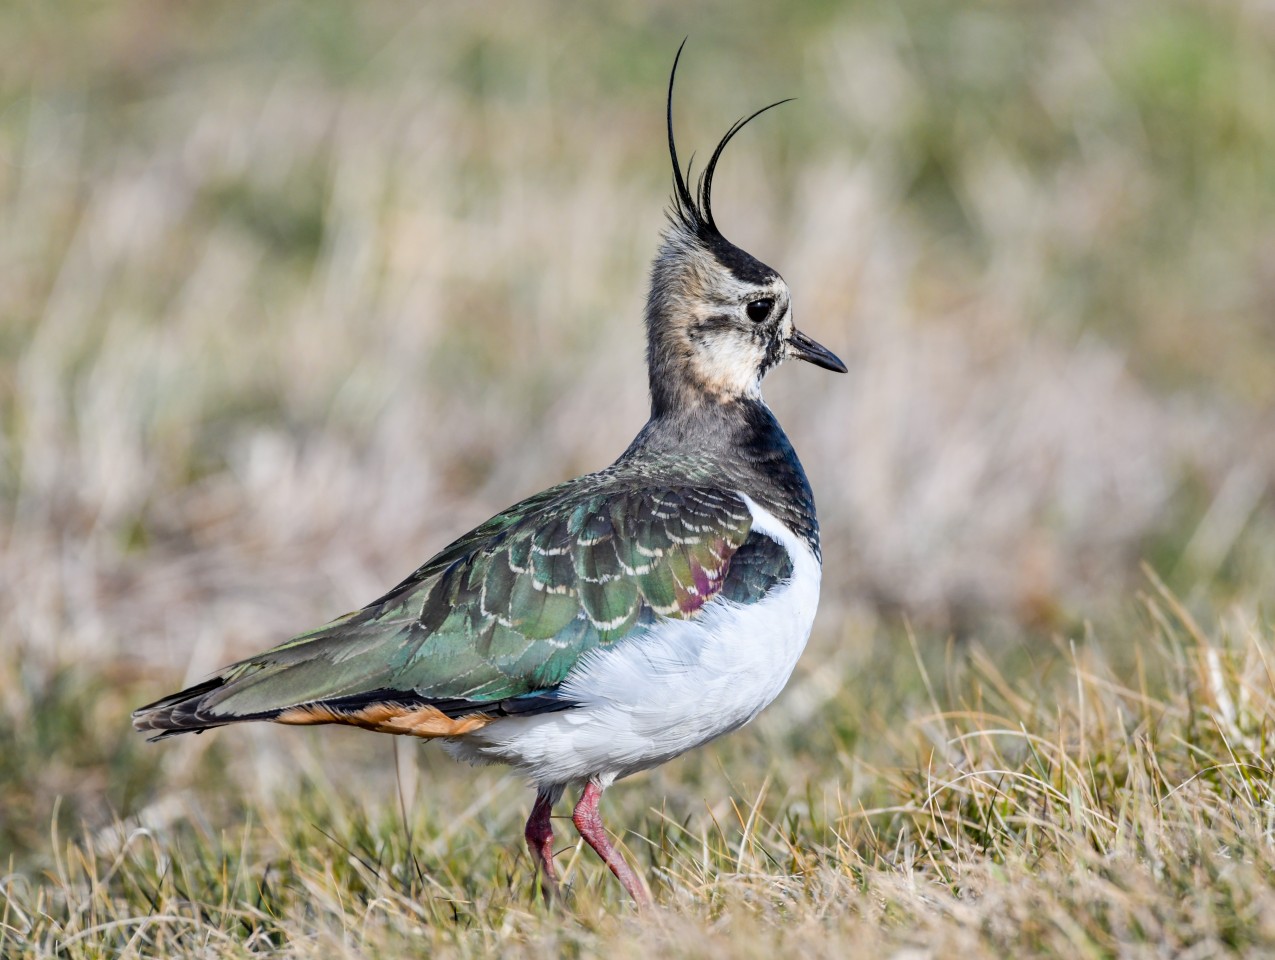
left=4, top=0, right=1275, bottom=956
left=4, top=579, right=1275, bottom=956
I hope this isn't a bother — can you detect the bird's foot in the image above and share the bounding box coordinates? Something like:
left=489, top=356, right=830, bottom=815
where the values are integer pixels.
left=525, top=786, right=561, bottom=903
left=572, top=779, right=651, bottom=907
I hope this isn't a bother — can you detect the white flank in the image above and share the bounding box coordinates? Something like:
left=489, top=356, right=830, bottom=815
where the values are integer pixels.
left=444, top=495, right=821, bottom=787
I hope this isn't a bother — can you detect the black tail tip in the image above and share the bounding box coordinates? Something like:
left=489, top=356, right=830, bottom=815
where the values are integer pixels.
left=132, top=676, right=227, bottom=737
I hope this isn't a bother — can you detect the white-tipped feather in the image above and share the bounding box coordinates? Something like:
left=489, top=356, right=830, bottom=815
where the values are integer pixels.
left=443, top=496, right=820, bottom=786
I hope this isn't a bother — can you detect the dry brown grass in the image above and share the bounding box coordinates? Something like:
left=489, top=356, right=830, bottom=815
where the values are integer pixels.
left=5, top=583, right=1275, bottom=957
left=3, top=1, right=1275, bottom=956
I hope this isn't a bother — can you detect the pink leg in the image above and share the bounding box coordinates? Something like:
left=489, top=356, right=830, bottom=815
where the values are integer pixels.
left=571, top=780, right=651, bottom=906
left=524, top=786, right=561, bottom=902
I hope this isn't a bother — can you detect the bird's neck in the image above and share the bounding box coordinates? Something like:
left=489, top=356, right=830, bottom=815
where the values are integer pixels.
left=619, top=396, right=821, bottom=556
left=646, top=337, right=763, bottom=417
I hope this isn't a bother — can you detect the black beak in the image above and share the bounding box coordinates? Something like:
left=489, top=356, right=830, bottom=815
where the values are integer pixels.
left=788, top=328, right=847, bottom=373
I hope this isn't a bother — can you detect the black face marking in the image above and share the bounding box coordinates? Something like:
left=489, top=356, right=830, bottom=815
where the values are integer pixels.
left=759, top=330, right=785, bottom=375
left=707, top=236, right=777, bottom=285
left=688, top=314, right=737, bottom=345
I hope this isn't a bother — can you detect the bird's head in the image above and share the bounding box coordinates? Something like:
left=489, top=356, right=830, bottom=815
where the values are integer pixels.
left=645, top=44, right=846, bottom=419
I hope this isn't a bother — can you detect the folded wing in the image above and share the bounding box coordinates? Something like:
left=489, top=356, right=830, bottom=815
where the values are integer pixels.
left=133, top=480, right=794, bottom=739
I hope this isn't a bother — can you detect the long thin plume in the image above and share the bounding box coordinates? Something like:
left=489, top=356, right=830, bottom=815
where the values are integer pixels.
left=697, top=97, right=793, bottom=232
left=665, top=40, right=793, bottom=238
left=667, top=38, right=698, bottom=231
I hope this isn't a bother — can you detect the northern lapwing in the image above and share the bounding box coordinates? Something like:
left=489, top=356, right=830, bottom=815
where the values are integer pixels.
left=134, top=44, right=846, bottom=906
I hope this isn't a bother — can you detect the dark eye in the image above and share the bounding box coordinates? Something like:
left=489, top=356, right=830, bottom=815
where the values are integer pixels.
left=745, top=298, right=774, bottom=323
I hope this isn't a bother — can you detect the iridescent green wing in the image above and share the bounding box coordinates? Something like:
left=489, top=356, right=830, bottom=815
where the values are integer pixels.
left=189, top=479, right=794, bottom=724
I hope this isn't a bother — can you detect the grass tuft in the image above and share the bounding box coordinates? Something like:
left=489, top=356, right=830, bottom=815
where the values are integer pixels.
left=4, top=585, right=1275, bottom=956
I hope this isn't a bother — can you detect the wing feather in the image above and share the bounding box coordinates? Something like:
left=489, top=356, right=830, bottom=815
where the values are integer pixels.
left=133, top=477, right=795, bottom=738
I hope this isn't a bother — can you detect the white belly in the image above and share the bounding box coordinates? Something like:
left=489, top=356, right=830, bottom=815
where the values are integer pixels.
left=444, top=495, right=821, bottom=787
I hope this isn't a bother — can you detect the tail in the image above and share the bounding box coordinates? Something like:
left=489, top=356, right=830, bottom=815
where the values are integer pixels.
left=131, top=613, right=400, bottom=741
left=132, top=669, right=520, bottom=742
left=132, top=675, right=282, bottom=741
left=133, top=667, right=565, bottom=742
left=129, top=635, right=540, bottom=743
left=132, top=614, right=568, bottom=743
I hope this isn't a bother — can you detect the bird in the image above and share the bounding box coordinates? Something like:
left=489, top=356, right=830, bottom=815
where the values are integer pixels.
left=132, top=42, right=846, bottom=907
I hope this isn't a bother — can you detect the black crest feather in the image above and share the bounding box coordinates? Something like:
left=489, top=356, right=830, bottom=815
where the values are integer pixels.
left=666, top=40, right=793, bottom=242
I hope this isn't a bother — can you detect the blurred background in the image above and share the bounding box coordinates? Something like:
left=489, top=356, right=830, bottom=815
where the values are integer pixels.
left=3, top=0, right=1275, bottom=866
